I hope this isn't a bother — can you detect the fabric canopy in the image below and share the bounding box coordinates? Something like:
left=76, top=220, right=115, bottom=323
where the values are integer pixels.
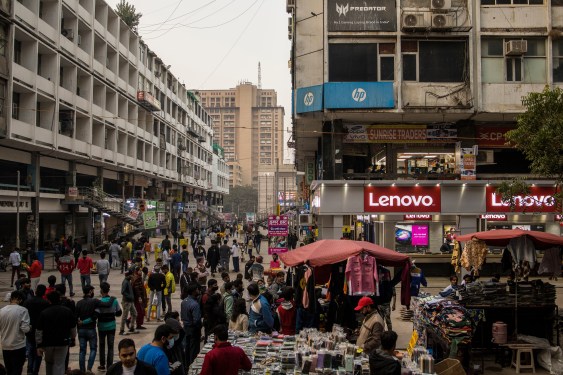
left=279, top=239, right=410, bottom=267
left=456, top=229, right=563, bottom=249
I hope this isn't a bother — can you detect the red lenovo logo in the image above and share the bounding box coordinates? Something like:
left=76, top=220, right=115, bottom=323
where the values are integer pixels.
left=364, top=186, right=441, bottom=213
left=486, top=186, right=558, bottom=213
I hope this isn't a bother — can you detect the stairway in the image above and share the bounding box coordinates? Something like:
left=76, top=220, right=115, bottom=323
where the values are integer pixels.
left=64, top=187, right=144, bottom=229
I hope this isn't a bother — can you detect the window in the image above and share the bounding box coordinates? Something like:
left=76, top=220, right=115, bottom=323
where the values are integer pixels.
left=0, top=25, right=7, bottom=56
left=14, top=40, right=21, bottom=64
left=553, top=40, right=563, bottom=81
left=481, top=38, right=546, bottom=83
left=481, top=0, right=543, bottom=4
left=379, top=43, right=395, bottom=81
left=329, top=43, right=378, bottom=81
left=12, top=92, right=20, bottom=120
left=402, top=41, right=467, bottom=82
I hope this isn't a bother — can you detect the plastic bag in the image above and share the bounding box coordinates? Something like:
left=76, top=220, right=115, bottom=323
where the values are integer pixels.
left=518, top=334, right=563, bottom=374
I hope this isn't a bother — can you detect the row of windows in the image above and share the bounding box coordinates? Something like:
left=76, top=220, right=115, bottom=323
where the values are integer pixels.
left=330, top=39, right=563, bottom=83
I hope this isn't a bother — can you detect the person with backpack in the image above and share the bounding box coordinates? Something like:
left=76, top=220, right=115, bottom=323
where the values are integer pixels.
left=96, top=282, right=122, bottom=371
left=146, top=265, right=166, bottom=322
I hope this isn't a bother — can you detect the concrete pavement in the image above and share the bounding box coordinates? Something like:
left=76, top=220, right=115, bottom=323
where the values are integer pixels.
left=0, top=234, right=560, bottom=374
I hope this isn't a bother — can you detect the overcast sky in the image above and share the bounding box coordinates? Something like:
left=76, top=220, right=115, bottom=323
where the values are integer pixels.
left=105, top=0, right=293, bottom=163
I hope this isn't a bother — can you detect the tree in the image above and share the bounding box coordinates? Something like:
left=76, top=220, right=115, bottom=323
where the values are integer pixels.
left=223, top=186, right=258, bottom=218
left=115, top=0, right=142, bottom=32
left=497, top=86, right=563, bottom=209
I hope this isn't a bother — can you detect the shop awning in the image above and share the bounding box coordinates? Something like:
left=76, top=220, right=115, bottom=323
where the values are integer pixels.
left=456, top=228, right=563, bottom=249
left=279, top=239, right=409, bottom=267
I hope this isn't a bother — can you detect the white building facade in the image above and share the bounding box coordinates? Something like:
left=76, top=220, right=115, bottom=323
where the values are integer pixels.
left=0, top=0, right=225, bottom=249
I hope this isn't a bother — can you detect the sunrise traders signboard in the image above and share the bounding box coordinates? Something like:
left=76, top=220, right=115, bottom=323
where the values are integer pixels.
left=327, top=0, right=397, bottom=31
left=344, top=124, right=457, bottom=143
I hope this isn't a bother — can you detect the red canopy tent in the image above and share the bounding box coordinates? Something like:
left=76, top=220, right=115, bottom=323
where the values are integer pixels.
left=456, top=229, right=563, bottom=249
left=279, top=239, right=409, bottom=267
left=279, top=240, right=412, bottom=305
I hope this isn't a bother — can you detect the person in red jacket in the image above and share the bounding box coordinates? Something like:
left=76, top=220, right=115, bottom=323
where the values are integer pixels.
left=277, top=287, right=297, bottom=335
left=56, top=249, right=76, bottom=296
left=76, top=250, right=93, bottom=290
left=200, top=324, right=252, bottom=375
left=26, top=252, right=43, bottom=292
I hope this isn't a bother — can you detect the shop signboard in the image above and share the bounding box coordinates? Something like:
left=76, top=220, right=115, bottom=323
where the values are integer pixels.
left=486, top=186, right=558, bottom=213
left=224, top=213, right=233, bottom=223
left=324, top=82, right=394, bottom=109
left=67, top=187, right=78, bottom=197
left=246, top=212, right=256, bottom=224
left=268, top=215, right=289, bottom=236
left=185, top=202, right=197, bottom=212
left=143, top=211, right=157, bottom=229
left=476, top=125, right=513, bottom=148
left=403, top=214, right=432, bottom=221
left=127, top=209, right=140, bottom=221
left=480, top=214, right=507, bottom=221
left=296, top=85, right=323, bottom=113
left=157, top=201, right=166, bottom=212
left=146, top=200, right=157, bottom=211
left=364, top=186, right=441, bottom=213
left=0, top=197, right=32, bottom=213
left=268, top=245, right=288, bottom=255
left=327, top=0, right=397, bottom=32
left=456, top=144, right=478, bottom=180
left=344, top=124, right=456, bottom=143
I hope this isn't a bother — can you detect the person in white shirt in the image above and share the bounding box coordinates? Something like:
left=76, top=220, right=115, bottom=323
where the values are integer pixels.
left=96, top=251, right=111, bottom=285
left=161, top=249, right=170, bottom=267
left=9, top=248, right=21, bottom=287
left=231, top=240, right=240, bottom=273
left=0, top=290, right=31, bottom=375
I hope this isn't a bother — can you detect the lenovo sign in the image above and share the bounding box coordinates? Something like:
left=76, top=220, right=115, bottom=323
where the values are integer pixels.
left=364, top=186, right=441, bottom=213
left=486, top=186, right=558, bottom=213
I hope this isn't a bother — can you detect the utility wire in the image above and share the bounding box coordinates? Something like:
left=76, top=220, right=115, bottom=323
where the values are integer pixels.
left=146, top=0, right=184, bottom=34
left=197, top=0, right=265, bottom=88
left=139, top=0, right=218, bottom=29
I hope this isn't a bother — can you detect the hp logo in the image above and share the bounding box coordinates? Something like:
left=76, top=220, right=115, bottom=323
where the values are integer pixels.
left=304, top=92, right=314, bottom=107
left=352, top=88, right=367, bottom=102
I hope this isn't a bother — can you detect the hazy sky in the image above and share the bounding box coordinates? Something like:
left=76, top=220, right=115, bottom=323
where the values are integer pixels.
left=105, top=0, right=293, bottom=162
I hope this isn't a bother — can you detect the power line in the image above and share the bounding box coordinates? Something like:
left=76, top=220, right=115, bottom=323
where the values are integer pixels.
left=139, top=0, right=219, bottom=30
left=145, top=0, right=184, bottom=34
left=197, top=0, right=265, bottom=88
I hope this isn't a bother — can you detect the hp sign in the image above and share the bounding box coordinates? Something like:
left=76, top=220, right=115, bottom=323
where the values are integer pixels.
left=352, top=88, right=367, bottom=102
left=303, top=92, right=315, bottom=107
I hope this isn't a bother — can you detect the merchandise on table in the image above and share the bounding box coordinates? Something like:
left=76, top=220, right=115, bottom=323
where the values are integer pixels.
left=457, top=280, right=555, bottom=306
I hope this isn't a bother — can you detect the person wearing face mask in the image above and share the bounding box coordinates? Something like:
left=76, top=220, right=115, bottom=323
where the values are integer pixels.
left=137, top=325, right=176, bottom=375
left=164, top=314, right=185, bottom=374
left=107, top=338, right=157, bottom=375
left=0, top=290, right=31, bottom=375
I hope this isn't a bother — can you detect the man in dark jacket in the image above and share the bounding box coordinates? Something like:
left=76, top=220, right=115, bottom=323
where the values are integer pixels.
left=107, top=338, right=157, bottom=375
left=369, top=331, right=401, bottom=375
left=96, top=282, right=122, bottom=371
left=147, top=267, right=166, bottom=322
left=206, top=243, right=220, bottom=276
left=120, top=271, right=137, bottom=335
left=23, top=285, right=49, bottom=375
left=218, top=240, right=231, bottom=272
left=36, top=291, right=77, bottom=375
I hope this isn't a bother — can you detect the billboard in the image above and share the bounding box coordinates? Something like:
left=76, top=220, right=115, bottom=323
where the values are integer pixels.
left=327, top=0, right=397, bottom=31
left=364, top=186, right=441, bottom=213
left=324, top=82, right=394, bottom=109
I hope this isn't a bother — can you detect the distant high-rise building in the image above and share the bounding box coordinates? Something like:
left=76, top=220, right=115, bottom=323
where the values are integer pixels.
left=198, top=82, right=285, bottom=188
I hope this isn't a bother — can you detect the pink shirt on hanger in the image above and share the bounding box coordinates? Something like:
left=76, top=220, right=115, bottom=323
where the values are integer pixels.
left=345, top=254, right=379, bottom=296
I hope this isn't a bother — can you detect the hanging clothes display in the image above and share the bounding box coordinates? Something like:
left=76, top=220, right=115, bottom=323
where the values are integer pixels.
left=450, top=241, right=461, bottom=274
left=460, top=238, right=488, bottom=275
left=538, top=247, right=562, bottom=277
left=507, top=236, right=537, bottom=267
left=345, top=253, right=378, bottom=296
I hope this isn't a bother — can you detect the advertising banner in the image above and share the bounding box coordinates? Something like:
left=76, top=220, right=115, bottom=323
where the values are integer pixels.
left=456, top=144, right=478, bottom=180
left=127, top=209, right=140, bottom=221
left=404, top=214, right=432, bottom=221
left=268, top=215, right=289, bottom=236
left=157, top=201, right=166, bottom=212
left=327, top=0, right=397, bottom=32
left=476, top=126, right=513, bottom=148
left=143, top=211, right=157, bottom=229
left=411, top=225, right=429, bottom=246
left=324, top=82, right=394, bottom=109
left=296, top=85, right=323, bottom=113
left=486, top=186, right=558, bottom=213
left=364, top=186, right=441, bottom=213
left=246, top=212, right=256, bottom=224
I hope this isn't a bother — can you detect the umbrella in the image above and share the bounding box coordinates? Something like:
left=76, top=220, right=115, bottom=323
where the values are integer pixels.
left=279, top=239, right=409, bottom=267
left=456, top=229, right=563, bottom=249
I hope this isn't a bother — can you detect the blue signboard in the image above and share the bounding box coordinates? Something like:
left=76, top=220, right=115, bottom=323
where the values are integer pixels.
left=296, top=85, right=323, bottom=113
left=324, top=82, right=394, bottom=109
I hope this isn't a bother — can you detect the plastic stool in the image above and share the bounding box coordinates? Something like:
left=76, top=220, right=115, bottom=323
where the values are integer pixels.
left=511, top=347, right=535, bottom=373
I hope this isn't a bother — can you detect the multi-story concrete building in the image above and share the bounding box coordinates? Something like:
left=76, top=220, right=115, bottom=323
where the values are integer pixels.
left=289, top=0, right=562, bottom=272
left=0, top=0, right=226, bottom=249
left=198, top=82, right=285, bottom=188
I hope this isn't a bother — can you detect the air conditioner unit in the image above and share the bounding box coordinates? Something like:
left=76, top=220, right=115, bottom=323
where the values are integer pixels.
left=432, top=14, right=455, bottom=29
left=431, top=0, right=451, bottom=11
left=62, top=29, right=74, bottom=40
left=402, top=12, right=430, bottom=30
left=505, top=40, right=528, bottom=56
